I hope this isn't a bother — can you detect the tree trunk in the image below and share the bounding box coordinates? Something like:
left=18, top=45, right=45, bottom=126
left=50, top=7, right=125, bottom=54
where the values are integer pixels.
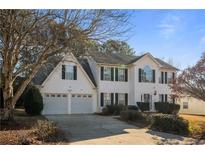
left=2, top=81, right=15, bottom=121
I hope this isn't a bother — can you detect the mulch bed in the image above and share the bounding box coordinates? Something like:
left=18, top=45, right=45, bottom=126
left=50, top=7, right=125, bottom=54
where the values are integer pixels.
left=0, top=109, right=69, bottom=145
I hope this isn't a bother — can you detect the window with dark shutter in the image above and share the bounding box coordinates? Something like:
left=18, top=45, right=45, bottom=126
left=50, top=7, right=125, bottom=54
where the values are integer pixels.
left=125, top=68, right=128, bottom=82
left=165, top=94, right=168, bottom=102
left=162, top=94, right=164, bottom=102
left=125, top=93, right=128, bottom=106
left=161, top=72, right=164, bottom=84
left=62, top=65, right=65, bottom=79
left=115, top=68, right=118, bottom=81
left=172, top=72, right=175, bottom=83
left=115, top=93, right=118, bottom=105
left=73, top=66, right=77, bottom=80
left=165, top=72, right=167, bottom=84
left=111, top=68, right=114, bottom=81
left=111, top=93, right=114, bottom=105
left=100, top=93, right=104, bottom=107
left=152, top=70, right=155, bottom=83
left=101, top=67, right=104, bottom=80
left=139, top=68, right=142, bottom=82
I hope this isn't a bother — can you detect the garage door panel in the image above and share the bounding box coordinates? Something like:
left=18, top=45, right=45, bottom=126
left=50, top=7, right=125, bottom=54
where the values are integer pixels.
left=71, top=94, right=93, bottom=114
left=43, top=94, right=68, bottom=115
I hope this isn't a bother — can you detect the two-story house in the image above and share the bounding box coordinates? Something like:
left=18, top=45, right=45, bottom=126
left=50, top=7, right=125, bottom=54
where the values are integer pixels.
left=33, top=52, right=178, bottom=114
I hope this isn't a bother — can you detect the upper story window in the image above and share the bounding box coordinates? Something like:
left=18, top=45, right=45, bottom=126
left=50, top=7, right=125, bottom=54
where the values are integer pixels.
left=115, top=68, right=128, bottom=82
left=101, top=66, right=114, bottom=81
left=62, top=65, right=77, bottom=80
left=104, top=67, right=112, bottom=81
left=139, top=65, right=155, bottom=83
left=160, top=71, right=175, bottom=84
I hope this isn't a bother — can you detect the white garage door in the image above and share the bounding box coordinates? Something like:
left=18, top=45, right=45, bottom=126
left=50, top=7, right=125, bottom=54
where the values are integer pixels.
left=71, top=94, right=93, bottom=114
left=43, top=93, right=68, bottom=115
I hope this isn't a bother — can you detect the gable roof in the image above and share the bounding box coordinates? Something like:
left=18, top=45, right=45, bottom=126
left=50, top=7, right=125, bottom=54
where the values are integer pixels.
left=89, top=51, right=178, bottom=70
left=33, top=52, right=178, bottom=86
left=32, top=55, right=97, bottom=87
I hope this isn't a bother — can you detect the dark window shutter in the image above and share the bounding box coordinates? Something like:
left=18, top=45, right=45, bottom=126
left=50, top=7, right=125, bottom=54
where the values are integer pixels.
left=162, top=94, right=164, bottom=102
left=161, top=72, right=164, bottom=84
left=125, top=93, right=128, bottom=106
left=100, top=93, right=104, bottom=107
left=125, top=68, right=128, bottom=82
left=73, top=66, right=77, bottom=80
left=152, top=70, right=155, bottom=83
left=111, top=68, right=114, bottom=81
left=62, top=65, right=65, bottom=79
left=115, top=93, right=118, bottom=105
left=165, top=94, right=168, bottom=102
left=172, top=72, right=175, bottom=83
left=115, top=68, right=118, bottom=81
left=165, top=72, right=167, bottom=84
left=139, top=68, right=142, bottom=82
left=100, top=67, right=104, bottom=80
left=111, top=93, right=114, bottom=105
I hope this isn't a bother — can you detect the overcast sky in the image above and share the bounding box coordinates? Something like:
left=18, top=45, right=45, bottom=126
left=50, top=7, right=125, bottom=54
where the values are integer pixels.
left=127, top=10, right=205, bottom=69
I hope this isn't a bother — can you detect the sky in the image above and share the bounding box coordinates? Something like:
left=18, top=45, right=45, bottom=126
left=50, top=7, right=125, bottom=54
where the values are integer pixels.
left=126, top=10, right=205, bottom=69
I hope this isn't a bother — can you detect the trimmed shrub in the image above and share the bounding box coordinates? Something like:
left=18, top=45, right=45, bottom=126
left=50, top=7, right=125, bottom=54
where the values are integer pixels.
left=120, top=110, right=144, bottom=121
left=155, top=102, right=180, bottom=114
left=137, top=102, right=150, bottom=112
left=102, top=104, right=126, bottom=115
left=127, top=105, right=138, bottom=111
left=151, top=114, right=189, bottom=135
left=24, top=86, right=43, bottom=115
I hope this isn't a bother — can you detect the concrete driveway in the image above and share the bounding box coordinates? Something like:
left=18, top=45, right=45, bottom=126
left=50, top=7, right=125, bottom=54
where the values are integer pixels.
left=46, top=114, right=197, bottom=145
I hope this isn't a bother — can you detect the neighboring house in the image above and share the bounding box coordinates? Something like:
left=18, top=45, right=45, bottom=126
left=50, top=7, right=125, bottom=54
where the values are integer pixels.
left=33, top=52, right=178, bottom=115
left=178, top=96, right=205, bottom=115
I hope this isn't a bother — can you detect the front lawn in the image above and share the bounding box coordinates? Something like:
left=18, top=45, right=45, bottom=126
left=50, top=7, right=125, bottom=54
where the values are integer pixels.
left=180, top=114, right=205, bottom=140
left=0, top=109, right=69, bottom=144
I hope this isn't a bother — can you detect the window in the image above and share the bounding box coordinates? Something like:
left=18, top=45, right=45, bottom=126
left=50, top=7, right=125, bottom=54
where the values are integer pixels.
left=104, top=93, right=111, bottom=105
left=83, top=95, right=87, bottom=98
left=118, top=68, right=126, bottom=81
left=51, top=94, right=55, bottom=97
left=72, top=94, right=75, bottom=97
left=57, top=94, right=61, bottom=97
left=62, top=94, right=67, bottom=97
left=159, top=94, right=165, bottom=102
left=104, top=67, right=112, bottom=81
left=62, top=65, right=77, bottom=80
left=65, top=65, right=74, bottom=80
left=139, top=65, right=154, bottom=83
left=144, top=94, right=151, bottom=103
left=88, top=95, right=92, bottom=98
left=77, top=95, right=81, bottom=97
left=183, top=102, right=188, bottom=109
left=168, top=73, right=173, bottom=84
left=45, top=94, right=49, bottom=97
left=118, top=93, right=125, bottom=105
left=159, top=72, right=164, bottom=84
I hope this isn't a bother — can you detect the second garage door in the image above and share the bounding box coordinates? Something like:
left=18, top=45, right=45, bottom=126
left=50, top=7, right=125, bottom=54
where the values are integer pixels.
left=71, top=94, right=93, bottom=114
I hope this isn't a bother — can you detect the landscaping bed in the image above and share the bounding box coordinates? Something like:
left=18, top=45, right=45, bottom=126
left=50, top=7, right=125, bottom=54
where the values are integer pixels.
left=0, top=109, right=69, bottom=145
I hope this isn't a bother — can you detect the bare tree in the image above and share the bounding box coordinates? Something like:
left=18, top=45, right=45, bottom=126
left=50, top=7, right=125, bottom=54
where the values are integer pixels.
left=0, top=10, right=131, bottom=120
left=170, top=52, right=205, bottom=102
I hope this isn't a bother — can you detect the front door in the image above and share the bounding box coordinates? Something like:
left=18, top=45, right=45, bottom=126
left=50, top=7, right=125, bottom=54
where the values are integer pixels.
left=144, top=94, right=152, bottom=111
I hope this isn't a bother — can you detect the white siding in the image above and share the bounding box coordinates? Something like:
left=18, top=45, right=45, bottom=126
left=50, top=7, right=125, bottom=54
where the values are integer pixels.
left=178, top=97, right=205, bottom=115
left=40, top=54, right=98, bottom=114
